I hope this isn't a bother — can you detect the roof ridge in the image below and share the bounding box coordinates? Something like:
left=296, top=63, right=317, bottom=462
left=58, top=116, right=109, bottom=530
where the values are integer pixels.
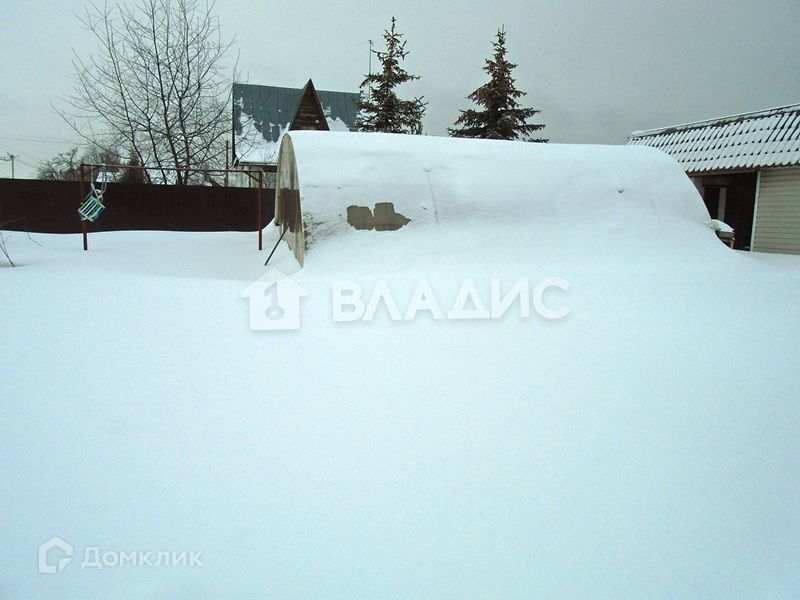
left=629, top=102, right=800, bottom=138
left=235, top=82, right=358, bottom=97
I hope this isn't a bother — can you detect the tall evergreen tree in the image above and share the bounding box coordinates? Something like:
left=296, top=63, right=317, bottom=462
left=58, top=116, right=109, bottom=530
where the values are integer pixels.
left=449, top=28, right=546, bottom=142
left=356, top=17, right=426, bottom=134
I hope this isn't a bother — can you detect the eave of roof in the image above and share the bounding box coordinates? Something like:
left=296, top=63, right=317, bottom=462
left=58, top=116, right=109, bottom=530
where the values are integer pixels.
left=627, top=103, right=800, bottom=173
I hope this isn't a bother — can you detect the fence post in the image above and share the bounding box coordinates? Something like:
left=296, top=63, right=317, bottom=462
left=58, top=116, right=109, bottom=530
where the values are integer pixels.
left=80, top=164, right=88, bottom=251
left=258, top=170, right=263, bottom=251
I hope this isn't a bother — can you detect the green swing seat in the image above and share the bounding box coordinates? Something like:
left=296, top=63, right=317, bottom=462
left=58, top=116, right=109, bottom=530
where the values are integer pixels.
left=78, top=192, right=106, bottom=222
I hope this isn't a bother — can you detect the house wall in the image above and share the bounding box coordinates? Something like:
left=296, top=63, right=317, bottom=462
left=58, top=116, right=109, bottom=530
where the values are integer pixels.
left=290, top=84, right=330, bottom=132
left=752, top=167, right=800, bottom=254
left=696, top=172, right=757, bottom=250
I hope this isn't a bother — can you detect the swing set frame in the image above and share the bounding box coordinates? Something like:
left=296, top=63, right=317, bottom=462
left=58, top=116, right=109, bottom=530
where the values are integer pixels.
left=78, top=163, right=268, bottom=252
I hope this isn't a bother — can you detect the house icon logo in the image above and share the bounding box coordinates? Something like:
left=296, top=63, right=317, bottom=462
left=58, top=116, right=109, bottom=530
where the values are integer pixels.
left=241, top=269, right=308, bottom=331
left=38, top=536, right=73, bottom=574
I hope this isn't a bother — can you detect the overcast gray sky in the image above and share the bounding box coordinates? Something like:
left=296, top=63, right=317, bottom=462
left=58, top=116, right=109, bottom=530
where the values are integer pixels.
left=1, top=0, right=799, bottom=178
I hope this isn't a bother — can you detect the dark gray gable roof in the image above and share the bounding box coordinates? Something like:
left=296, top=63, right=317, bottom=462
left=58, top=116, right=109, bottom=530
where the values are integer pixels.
left=316, top=89, right=361, bottom=129
left=628, top=103, right=800, bottom=174
left=233, top=82, right=359, bottom=144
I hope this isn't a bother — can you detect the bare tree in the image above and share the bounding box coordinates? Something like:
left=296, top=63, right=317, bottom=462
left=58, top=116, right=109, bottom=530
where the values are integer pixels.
left=57, top=0, right=236, bottom=184
left=0, top=221, right=42, bottom=267
left=35, top=148, right=82, bottom=181
left=0, top=212, right=27, bottom=267
left=0, top=227, right=14, bottom=267
left=35, top=144, right=122, bottom=181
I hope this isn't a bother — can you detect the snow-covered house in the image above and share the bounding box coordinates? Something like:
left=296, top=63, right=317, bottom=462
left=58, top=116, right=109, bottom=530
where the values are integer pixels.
left=628, top=103, right=800, bottom=254
left=232, top=79, right=359, bottom=187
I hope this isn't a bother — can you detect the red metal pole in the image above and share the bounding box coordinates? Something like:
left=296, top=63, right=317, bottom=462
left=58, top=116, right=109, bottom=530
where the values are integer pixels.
left=258, top=170, right=263, bottom=251
left=79, top=164, right=88, bottom=251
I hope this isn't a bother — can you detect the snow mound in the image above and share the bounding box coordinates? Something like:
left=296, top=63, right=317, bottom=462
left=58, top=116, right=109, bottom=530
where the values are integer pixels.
left=710, top=218, right=734, bottom=233
left=281, top=131, right=722, bottom=267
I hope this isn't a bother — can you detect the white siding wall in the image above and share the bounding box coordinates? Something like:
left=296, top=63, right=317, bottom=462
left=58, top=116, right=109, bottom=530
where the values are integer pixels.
left=752, top=167, right=800, bottom=254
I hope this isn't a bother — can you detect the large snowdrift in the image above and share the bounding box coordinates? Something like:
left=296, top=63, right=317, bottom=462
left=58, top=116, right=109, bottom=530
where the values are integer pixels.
left=278, top=131, right=724, bottom=267
left=2, top=135, right=799, bottom=598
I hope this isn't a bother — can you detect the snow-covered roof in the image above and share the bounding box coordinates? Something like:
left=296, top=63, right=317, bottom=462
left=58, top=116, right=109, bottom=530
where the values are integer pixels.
left=233, top=82, right=359, bottom=165
left=279, top=131, right=723, bottom=267
left=627, top=103, right=800, bottom=174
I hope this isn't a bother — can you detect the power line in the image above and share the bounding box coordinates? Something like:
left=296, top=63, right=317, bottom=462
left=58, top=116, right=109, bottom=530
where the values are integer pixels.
left=15, top=156, right=38, bottom=169
left=0, top=134, right=75, bottom=144
left=0, top=143, right=38, bottom=167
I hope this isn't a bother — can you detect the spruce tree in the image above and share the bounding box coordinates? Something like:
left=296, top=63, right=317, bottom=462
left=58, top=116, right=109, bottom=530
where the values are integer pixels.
left=356, top=17, right=426, bottom=135
left=118, top=150, right=145, bottom=184
left=449, top=28, right=546, bottom=142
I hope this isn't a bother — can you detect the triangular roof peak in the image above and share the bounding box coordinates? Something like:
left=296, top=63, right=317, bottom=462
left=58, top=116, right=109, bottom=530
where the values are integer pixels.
left=232, top=80, right=360, bottom=165
left=289, top=79, right=329, bottom=132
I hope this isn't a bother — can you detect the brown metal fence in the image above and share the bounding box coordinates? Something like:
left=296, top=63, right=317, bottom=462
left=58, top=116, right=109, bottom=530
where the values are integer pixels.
left=0, top=178, right=274, bottom=234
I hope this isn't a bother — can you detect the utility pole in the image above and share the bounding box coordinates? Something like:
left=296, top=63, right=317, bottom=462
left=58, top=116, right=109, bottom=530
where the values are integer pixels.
left=224, top=140, right=229, bottom=187
left=1, top=153, right=14, bottom=179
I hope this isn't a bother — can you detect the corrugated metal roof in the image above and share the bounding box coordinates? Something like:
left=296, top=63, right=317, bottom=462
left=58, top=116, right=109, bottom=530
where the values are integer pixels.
left=627, top=103, right=800, bottom=174
left=233, top=82, right=359, bottom=145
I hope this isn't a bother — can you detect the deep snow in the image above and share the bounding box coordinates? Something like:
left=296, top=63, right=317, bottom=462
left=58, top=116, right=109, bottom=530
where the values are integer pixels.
left=1, top=144, right=800, bottom=598
left=1, top=226, right=799, bottom=599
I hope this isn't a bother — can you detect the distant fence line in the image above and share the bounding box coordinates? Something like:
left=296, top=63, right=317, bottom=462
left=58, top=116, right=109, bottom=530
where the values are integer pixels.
left=0, top=178, right=274, bottom=234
